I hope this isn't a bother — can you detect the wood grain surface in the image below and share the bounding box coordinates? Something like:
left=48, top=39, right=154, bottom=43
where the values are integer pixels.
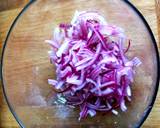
left=0, top=0, right=159, bottom=128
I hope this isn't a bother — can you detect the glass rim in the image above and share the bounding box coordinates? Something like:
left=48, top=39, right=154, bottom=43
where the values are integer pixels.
left=1, top=0, right=159, bottom=128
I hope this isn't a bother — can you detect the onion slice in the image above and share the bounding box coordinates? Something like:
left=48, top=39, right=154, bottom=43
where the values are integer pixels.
left=47, top=11, right=142, bottom=120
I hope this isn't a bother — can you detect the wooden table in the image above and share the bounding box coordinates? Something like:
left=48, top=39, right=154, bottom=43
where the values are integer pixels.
left=0, top=0, right=159, bottom=127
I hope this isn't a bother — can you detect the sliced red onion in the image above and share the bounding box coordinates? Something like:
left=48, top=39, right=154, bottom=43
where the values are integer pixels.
left=126, top=86, right=131, bottom=97
left=75, top=56, right=93, bottom=67
left=48, top=79, right=58, bottom=85
left=45, top=40, right=59, bottom=49
left=101, top=88, right=114, bottom=96
left=120, top=99, right=127, bottom=112
left=59, top=66, right=72, bottom=78
left=76, top=43, right=102, bottom=71
left=66, top=77, right=82, bottom=85
left=56, top=38, right=70, bottom=57
left=88, top=109, right=96, bottom=117
left=55, top=81, right=65, bottom=90
left=53, top=27, right=64, bottom=43
left=47, top=11, right=141, bottom=120
left=112, top=109, right=118, bottom=115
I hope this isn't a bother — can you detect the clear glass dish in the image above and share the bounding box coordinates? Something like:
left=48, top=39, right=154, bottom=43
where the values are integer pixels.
left=1, top=0, right=159, bottom=128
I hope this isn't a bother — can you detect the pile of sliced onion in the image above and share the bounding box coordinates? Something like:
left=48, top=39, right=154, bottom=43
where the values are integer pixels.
left=46, top=11, right=141, bottom=120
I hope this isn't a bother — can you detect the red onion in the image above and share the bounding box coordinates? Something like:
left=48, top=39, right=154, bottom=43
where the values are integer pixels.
left=46, top=11, right=141, bottom=120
